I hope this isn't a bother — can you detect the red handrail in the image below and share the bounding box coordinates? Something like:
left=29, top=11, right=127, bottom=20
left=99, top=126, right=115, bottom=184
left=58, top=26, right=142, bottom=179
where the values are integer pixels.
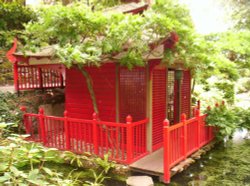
left=14, top=65, right=65, bottom=92
left=163, top=109, right=215, bottom=183
left=22, top=108, right=148, bottom=164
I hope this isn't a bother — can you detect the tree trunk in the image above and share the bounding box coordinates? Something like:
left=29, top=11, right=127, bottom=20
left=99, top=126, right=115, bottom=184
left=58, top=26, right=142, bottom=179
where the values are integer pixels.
left=78, top=67, right=99, bottom=115
left=191, top=78, right=196, bottom=94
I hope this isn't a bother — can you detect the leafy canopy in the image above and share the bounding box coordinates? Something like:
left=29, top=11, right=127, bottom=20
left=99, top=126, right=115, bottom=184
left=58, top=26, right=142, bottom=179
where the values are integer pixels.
left=0, top=2, right=36, bottom=50
left=22, top=0, right=203, bottom=69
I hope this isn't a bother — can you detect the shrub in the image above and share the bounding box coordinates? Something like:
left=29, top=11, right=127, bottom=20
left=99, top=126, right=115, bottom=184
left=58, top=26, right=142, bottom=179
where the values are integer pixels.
left=206, top=103, right=238, bottom=140
left=0, top=2, right=36, bottom=49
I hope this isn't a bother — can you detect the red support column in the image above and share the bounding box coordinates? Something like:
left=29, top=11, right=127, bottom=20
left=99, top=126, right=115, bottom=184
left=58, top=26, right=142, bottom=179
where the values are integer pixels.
left=39, top=108, right=46, bottom=145
left=126, top=115, right=133, bottom=164
left=13, top=62, right=19, bottom=93
left=163, top=119, right=170, bottom=183
left=195, top=109, right=201, bottom=148
left=64, top=111, right=70, bottom=150
left=93, top=112, right=99, bottom=155
left=181, top=113, right=187, bottom=158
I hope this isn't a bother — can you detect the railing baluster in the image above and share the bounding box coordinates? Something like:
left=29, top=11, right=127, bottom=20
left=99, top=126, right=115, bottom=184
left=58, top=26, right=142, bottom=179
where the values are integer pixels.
left=181, top=113, right=187, bottom=159
left=163, top=119, right=170, bottom=183
left=64, top=111, right=70, bottom=150
left=39, top=108, right=46, bottom=145
left=195, top=109, right=201, bottom=148
left=126, top=115, right=133, bottom=164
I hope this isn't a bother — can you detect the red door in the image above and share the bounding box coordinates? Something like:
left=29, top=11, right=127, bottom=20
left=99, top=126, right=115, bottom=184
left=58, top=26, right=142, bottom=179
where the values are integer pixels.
left=152, top=67, right=166, bottom=151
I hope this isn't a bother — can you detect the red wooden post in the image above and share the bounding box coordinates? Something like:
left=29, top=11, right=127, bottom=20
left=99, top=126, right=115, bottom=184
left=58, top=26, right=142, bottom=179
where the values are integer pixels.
left=195, top=109, right=201, bottom=148
left=93, top=112, right=99, bottom=155
left=163, top=119, right=171, bottom=183
left=39, top=108, right=46, bottom=144
left=126, top=115, right=133, bottom=164
left=64, top=111, right=70, bottom=150
left=13, top=62, right=19, bottom=93
left=181, top=113, right=187, bottom=158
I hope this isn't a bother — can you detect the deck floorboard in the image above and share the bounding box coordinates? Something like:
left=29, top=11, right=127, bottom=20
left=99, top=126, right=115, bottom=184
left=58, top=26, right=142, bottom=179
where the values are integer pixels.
left=130, top=148, right=164, bottom=175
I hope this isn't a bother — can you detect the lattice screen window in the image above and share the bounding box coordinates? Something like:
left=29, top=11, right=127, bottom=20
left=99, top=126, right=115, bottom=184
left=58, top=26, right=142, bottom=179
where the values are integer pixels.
left=181, top=70, right=191, bottom=118
left=119, top=68, right=146, bottom=123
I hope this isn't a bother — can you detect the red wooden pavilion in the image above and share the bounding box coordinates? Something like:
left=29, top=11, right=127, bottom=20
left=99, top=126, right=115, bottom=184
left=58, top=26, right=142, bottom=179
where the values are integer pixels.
left=6, top=2, right=215, bottom=183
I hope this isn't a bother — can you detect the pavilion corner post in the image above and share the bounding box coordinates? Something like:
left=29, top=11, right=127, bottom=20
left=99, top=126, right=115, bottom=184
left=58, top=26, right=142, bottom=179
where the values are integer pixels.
left=163, top=119, right=170, bottom=183
left=181, top=113, right=187, bottom=158
left=92, top=112, right=99, bottom=155
left=13, top=62, right=19, bottom=94
left=39, top=108, right=46, bottom=145
left=126, top=115, right=133, bottom=164
left=64, top=111, right=70, bottom=150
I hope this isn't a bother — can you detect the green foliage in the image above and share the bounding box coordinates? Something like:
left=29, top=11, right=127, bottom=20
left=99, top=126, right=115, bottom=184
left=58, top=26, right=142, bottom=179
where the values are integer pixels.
left=0, top=2, right=36, bottom=50
left=21, top=1, right=199, bottom=69
left=0, top=2, right=36, bottom=31
left=0, top=124, right=124, bottom=186
left=206, top=103, right=250, bottom=140
left=0, top=60, right=13, bottom=85
left=63, top=152, right=116, bottom=185
left=153, top=0, right=212, bottom=70
left=206, top=104, right=238, bottom=139
left=236, top=108, right=250, bottom=130
left=0, top=131, right=79, bottom=185
left=194, top=30, right=250, bottom=104
left=169, top=138, right=250, bottom=185
left=221, top=0, right=250, bottom=30
left=0, top=93, right=22, bottom=133
left=0, top=91, right=65, bottom=135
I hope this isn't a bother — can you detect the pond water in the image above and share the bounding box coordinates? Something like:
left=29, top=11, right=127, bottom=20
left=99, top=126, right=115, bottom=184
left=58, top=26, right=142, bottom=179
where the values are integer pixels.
left=166, top=130, right=250, bottom=186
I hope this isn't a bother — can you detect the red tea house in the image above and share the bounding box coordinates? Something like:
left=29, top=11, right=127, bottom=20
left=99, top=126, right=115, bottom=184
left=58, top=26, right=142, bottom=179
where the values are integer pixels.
left=7, top=3, right=214, bottom=183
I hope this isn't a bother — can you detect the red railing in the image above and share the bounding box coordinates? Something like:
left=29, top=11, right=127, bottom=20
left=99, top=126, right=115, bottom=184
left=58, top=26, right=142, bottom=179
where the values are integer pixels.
left=22, top=108, right=148, bottom=164
left=14, top=64, right=65, bottom=91
left=163, top=109, right=214, bottom=183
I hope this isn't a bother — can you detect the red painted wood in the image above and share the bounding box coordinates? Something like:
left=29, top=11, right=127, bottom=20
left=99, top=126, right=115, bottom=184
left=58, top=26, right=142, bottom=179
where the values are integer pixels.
left=163, top=108, right=215, bottom=183
left=119, top=67, right=147, bottom=122
left=39, top=108, right=46, bottom=144
left=163, top=119, right=170, bottom=183
left=23, top=110, right=148, bottom=164
left=65, top=63, right=116, bottom=121
left=13, top=62, right=19, bottom=92
left=181, top=70, right=191, bottom=118
left=6, top=38, right=17, bottom=63
left=152, top=68, right=166, bottom=151
left=15, top=65, right=65, bottom=90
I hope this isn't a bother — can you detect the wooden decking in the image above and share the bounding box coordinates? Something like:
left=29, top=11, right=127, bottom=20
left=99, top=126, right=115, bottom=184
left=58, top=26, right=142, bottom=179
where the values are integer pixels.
left=130, top=148, right=164, bottom=176
left=129, top=141, right=216, bottom=182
